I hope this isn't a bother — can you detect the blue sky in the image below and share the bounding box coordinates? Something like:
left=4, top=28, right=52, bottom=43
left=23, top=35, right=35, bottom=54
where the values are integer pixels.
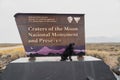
left=0, top=0, right=120, bottom=43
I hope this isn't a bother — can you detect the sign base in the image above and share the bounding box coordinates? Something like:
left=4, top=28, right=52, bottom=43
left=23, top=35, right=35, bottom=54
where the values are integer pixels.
left=1, top=56, right=116, bottom=80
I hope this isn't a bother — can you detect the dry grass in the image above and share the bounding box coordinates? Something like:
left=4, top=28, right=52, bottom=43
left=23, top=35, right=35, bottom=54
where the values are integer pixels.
left=86, top=43, right=120, bottom=68
left=0, top=45, right=26, bottom=60
left=86, top=50, right=118, bottom=68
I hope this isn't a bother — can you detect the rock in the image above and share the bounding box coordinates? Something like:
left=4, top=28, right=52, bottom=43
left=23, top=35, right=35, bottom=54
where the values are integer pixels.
left=29, top=57, right=36, bottom=62
left=0, top=54, right=11, bottom=72
left=112, top=66, right=120, bottom=75
left=0, top=66, right=6, bottom=73
left=77, top=55, right=84, bottom=61
left=1, top=54, right=11, bottom=59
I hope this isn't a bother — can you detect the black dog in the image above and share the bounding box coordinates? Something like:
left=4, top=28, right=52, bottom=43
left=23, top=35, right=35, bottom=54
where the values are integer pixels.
left=60, top=43, right=75, bottom=61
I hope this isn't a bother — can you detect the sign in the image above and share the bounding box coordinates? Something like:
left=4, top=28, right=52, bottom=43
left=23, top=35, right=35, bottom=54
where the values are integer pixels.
left=14, top=13, right=85, bottom=56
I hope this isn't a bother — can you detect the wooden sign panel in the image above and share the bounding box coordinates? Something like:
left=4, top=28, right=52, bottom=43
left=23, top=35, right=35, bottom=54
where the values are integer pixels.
left=14, top=13, right=85, bottom=56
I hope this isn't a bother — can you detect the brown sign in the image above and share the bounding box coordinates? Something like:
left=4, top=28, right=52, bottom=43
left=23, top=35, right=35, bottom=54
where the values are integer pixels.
left=15, top=13, right=85, bottom=56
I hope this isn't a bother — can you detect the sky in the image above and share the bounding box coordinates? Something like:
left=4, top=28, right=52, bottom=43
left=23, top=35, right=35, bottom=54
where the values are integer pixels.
left=0, top=0, right=120, bottom=43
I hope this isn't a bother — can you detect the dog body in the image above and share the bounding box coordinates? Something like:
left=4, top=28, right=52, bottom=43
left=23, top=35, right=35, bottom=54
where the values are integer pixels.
left=60, top=43, right=75, bottom=61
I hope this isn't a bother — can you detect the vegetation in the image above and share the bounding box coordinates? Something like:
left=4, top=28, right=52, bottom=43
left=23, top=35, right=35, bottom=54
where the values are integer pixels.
left=0, top=45, right=26, bottom=60
left=86, top=43, right=120, bottom=68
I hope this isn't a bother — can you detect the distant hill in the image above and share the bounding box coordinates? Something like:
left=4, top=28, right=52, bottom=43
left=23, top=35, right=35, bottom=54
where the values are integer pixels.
left=86, top=36, right=120, bottom=43
left=0, top=43, right=22, bottom=48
